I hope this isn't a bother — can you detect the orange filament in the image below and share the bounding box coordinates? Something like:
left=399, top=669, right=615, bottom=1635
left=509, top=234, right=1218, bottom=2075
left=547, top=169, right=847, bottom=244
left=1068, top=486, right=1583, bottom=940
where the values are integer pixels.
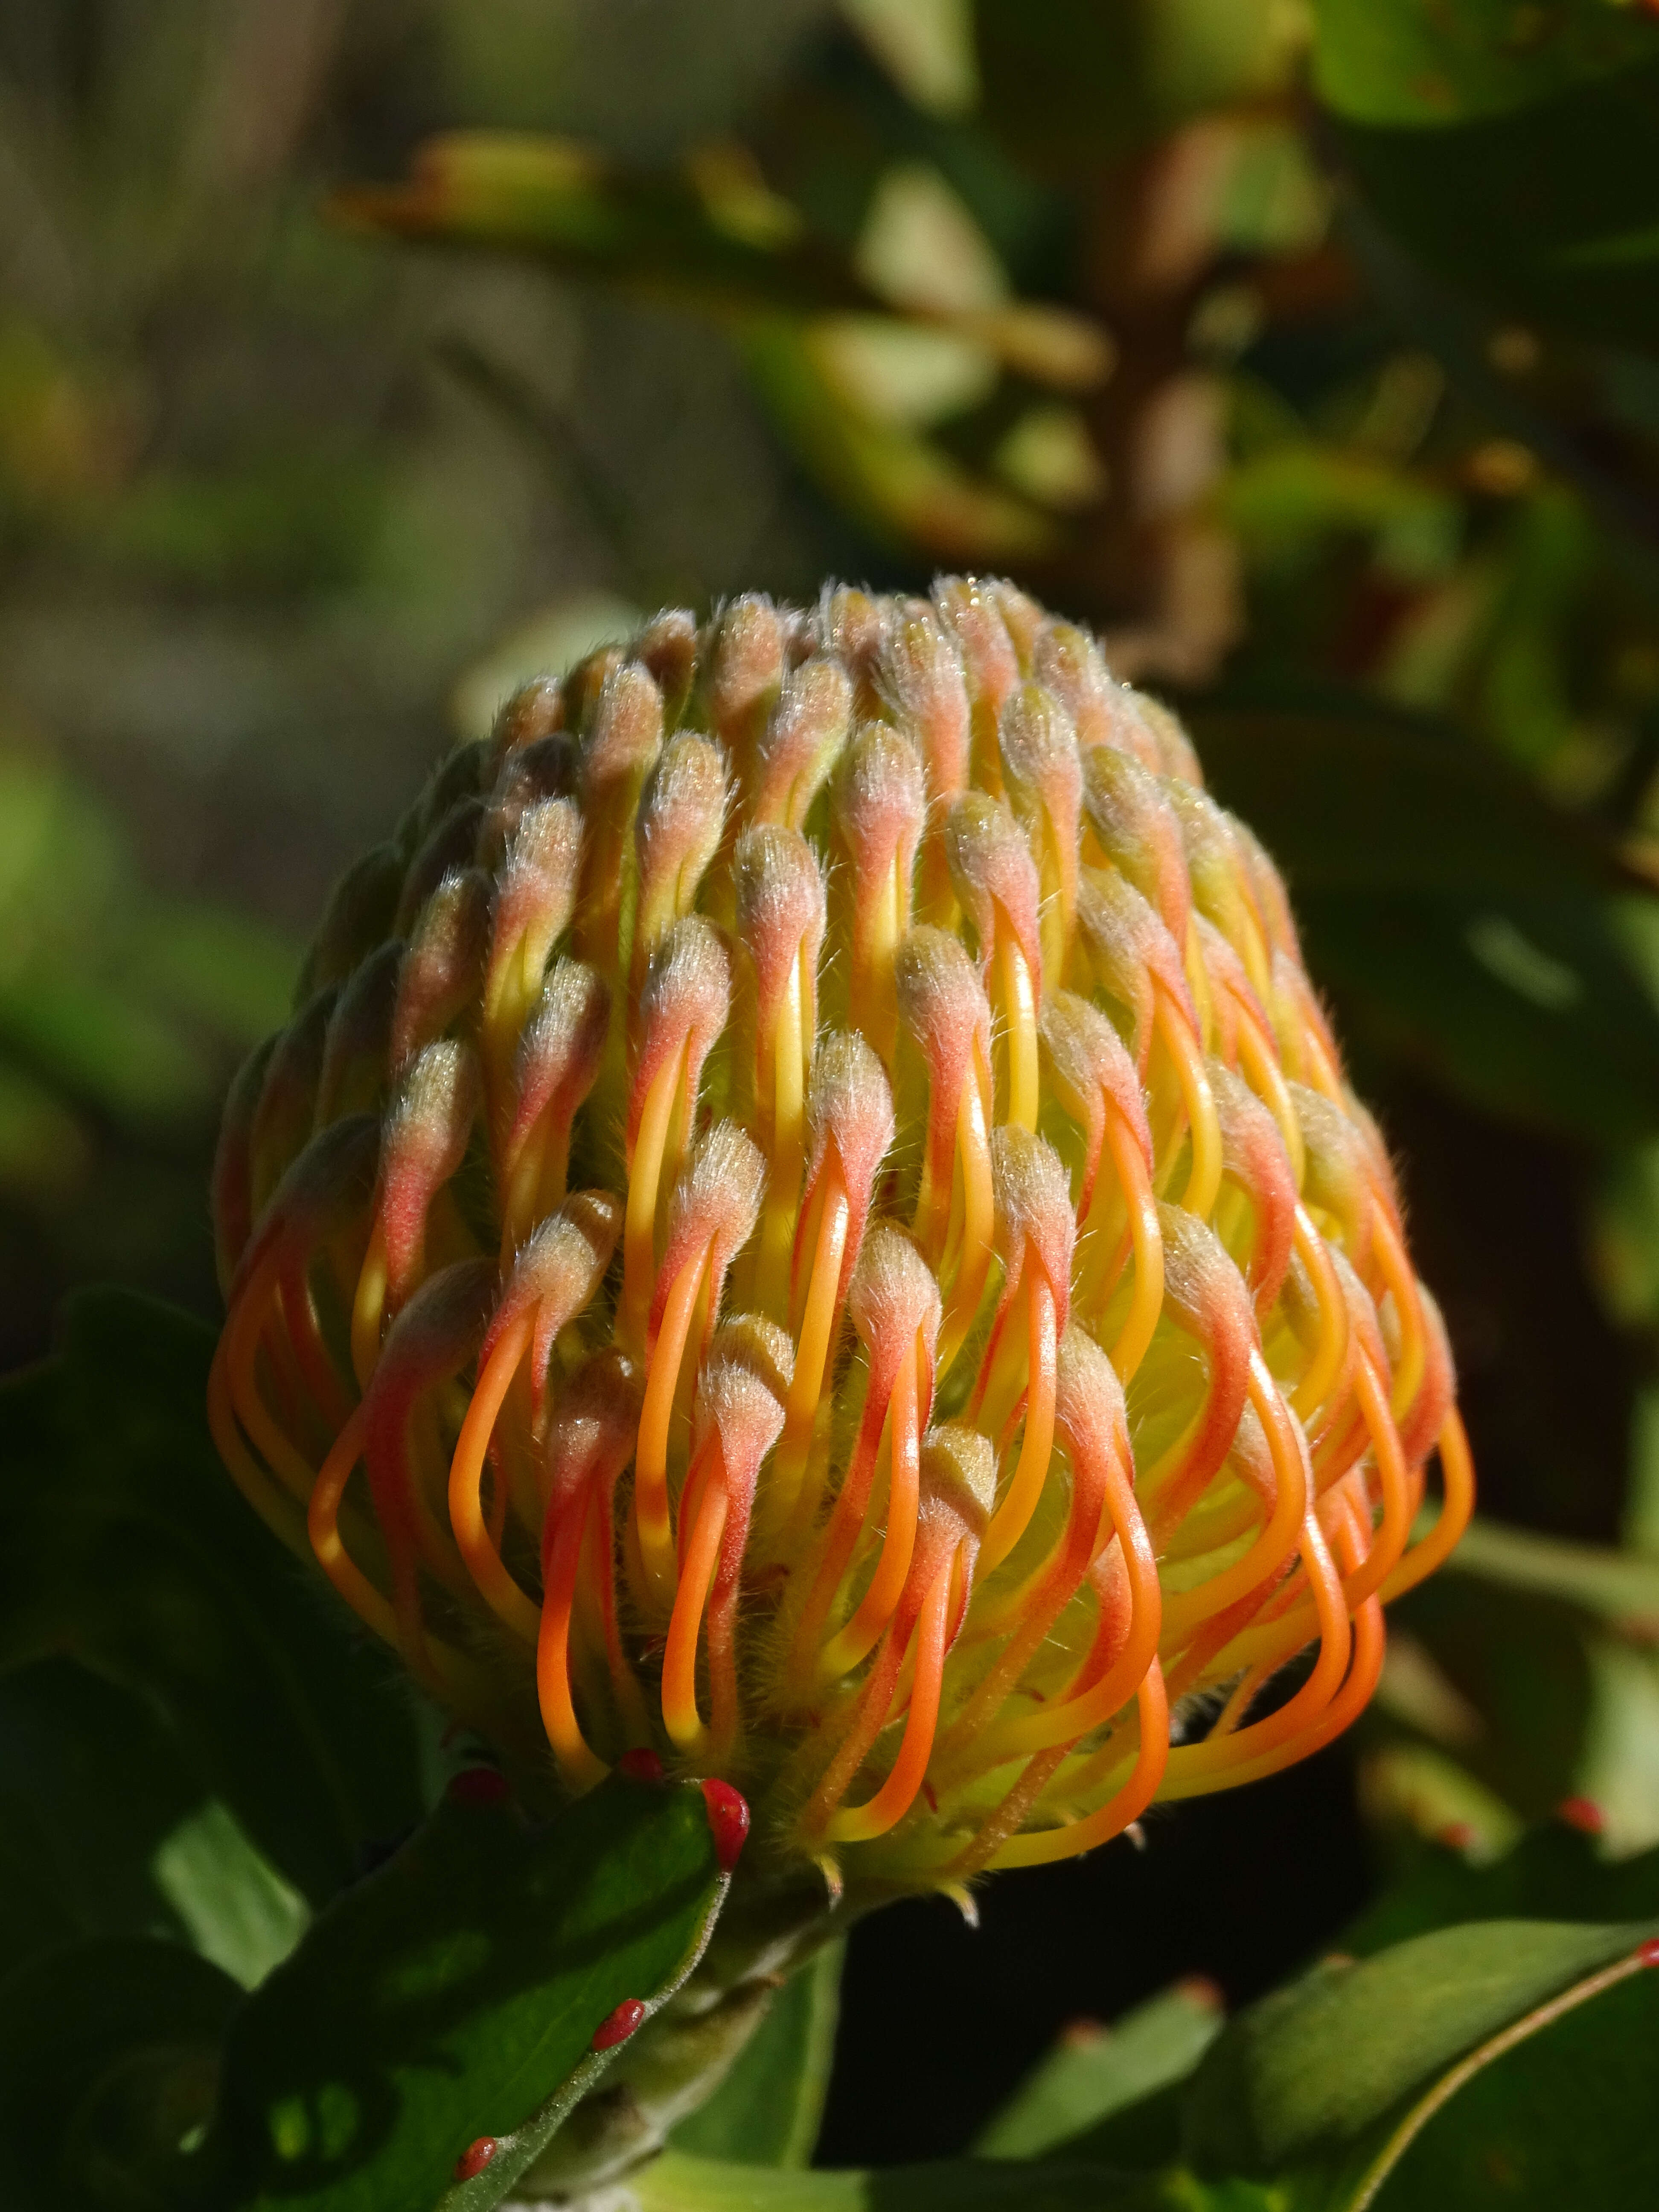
left=1158, top=1353, right=1309, bottom=1639
left=1234, top=1005, right=1305, bottom=1189
left=225, top=1257, right=325, bottom=1508
left=1175, top=1500, right=1387, bottom=1796
left=537, top=1491, right=609, bottom=1791
left=826, top=1561, right=953, bottom=1843
left=978, top=1278, right=1059, bottom=1576
left=1184, top=917, right=1214, bottom=1050
left=1153, top=989, right=1221, bottom=1219
left=817, top=1335, right=922, bottom=1680
left=768, top=1167, right=849, bottom=1543
left=278, top=1260, right=355, bottom=1439
left=309, top=1396, right=484, bottom=1707
left=977, top=1447, right=1161, bottom=1762
left=501, top=1119, right=571, bottom=1263
left=998, top=932, right=1040, bottom=1131
left=1370, top=1209, right=1426, bottom=1420
left=662, top=1469, right=729, bottom=1752
left=633, top=1244, right=710, bottom=1609
left=309, top=1404, right=397, bottom=1644
left=1039, top=826, right=1077, bottom=993
left=1290, top=1206, right=1349, bottom=1419
left=934, top=1059, right=996, bottom=1380
left=1158, top=1496, right=1351, bottom=1795
left=350, top=1219, right=390, bottom=1387
left=754, top=944, right=810, bottom=1318
left=620, top=1045, right=684, bottom=1355
left=987, top=1664, right=1169, bottom=1868
left=207, top=1324, right=309, bottom=1557
left=786, top=1354, right=911, bottom=1692
left=1342, top=1350, right=1413, bottom=1601
left=1102, top=1107, right=1164, bottom=1382
left=853, top=845, right=910, bottom=1062
left=1380, top=1407, right=1476, bottom=1604
left=448, top=1311, right=542, bottom=1642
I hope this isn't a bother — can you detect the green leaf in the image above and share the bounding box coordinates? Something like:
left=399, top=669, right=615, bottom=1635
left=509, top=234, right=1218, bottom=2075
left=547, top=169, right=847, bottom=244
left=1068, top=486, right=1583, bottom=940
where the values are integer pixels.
left=1439, top=1514, right=1659, bottom=1625
left=1192, top=702, right=1659, bottom=1144
left=974, top=0, right=1304, bottom=167
left=1345, top=1820, right=1659, bottom=1959
left=1183, top=1916, right=1659, bottom=2180
left=337, top=134, right=872, bottom=321
left=0, top=1660, right=201, bottom=1976
left=740, top=318, right=1060, bottom=564
left=669, top=1941, right=844, bottom=2168
left=630, top=2148, right=1205, bottom=2211
left=0, top=1657, right=306, bottom=1992
left=0, top=1289, right=426, bottom=1912
left=1366, top=1959, right=1659, bottom=2207
left=975, top=1980, right=1222, bottom=2161
left=0, top=1936, right=240, bottom=2212
left=341, top=137, right=1104, bottom=565
left=196, top=1769, right=729, bottom=2212
left=1312, top=0, right=1659, bottom=126
left=1313, top=0, right=1659, bottom=350
left=1385, top=1574, right=1594, bottom=1822
left=152, top=1800, right=311, bottom=1992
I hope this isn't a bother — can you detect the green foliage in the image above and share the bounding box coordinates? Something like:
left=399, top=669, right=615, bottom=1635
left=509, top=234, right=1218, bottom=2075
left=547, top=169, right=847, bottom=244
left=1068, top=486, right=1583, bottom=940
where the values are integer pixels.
left=199, top=1771, right=730, bottom=2212
left=1313, top=0, right=1659, bottom=350
left=669, top=1939, right=844, bottom=2167
left=0, top=1289, right=426, bottom=1909
left=975, top=1980, right=1223, bottom=2161
left=1194, top=699, right=1659, bottom=1143
left=0, top=1938, right=241, bottom=2212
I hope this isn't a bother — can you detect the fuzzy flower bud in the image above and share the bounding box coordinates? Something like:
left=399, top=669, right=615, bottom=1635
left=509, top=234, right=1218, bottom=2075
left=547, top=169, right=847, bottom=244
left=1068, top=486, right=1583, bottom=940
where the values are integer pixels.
left=210, top=580, right=1472, bottom=1900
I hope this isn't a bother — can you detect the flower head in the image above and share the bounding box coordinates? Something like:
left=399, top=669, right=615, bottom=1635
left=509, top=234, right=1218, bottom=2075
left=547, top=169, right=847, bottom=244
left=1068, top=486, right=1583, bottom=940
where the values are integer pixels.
left=209, top=581, right=1472, bottom=1895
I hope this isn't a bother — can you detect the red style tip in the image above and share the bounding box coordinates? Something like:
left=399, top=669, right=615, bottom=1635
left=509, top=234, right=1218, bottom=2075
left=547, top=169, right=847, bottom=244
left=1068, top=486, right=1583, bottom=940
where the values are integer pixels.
left=701, top=1777, right=751, bottom=1872
left=617, top=1747, right=666, bottom=1784
left=448, top=1767, right=511, bottom=1807
left=1637, top=1938, right=1659, bottom=1969
left=1556, top=1795, right=1605, bottom=1836
left=454, top=2137, right=498, bottom=2180
left=1437, top=1822, right=1476, bottom=1852
left=591, top=1997, right=648, bottom=2049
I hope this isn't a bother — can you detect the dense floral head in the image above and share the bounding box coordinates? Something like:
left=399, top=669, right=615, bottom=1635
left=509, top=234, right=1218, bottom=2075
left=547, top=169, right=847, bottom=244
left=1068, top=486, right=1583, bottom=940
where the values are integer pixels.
left=208, top=579, right=1472, bottom=1895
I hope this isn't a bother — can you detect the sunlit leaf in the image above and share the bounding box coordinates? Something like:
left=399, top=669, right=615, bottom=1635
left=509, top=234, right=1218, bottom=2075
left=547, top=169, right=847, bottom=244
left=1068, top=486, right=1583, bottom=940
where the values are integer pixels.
left=197, top=1770, right=730, bottom=2212
left=976, top=1980, right=1223, bottom=2161
left=1183, top=1915, right=1659, bottom=2179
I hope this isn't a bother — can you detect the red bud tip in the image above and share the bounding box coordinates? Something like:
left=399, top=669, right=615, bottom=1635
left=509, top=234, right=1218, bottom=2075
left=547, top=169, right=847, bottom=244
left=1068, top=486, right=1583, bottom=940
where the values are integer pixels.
left=1556, top=1795, right=1605, bottom=1836
left=617, top=1747, right=666, bottom=1783
left=1637, top=1938, right=1659, bottom=1968
left=454, top=2136, right=498, bottom=2181
left=701, top=1776, right=751, bottom=1871
left=447, top=1767, right=511, bottom=1806
left=1437, top=1822, right=1476, bottom=1852
left=591, top=1997, right=648, bottom=2049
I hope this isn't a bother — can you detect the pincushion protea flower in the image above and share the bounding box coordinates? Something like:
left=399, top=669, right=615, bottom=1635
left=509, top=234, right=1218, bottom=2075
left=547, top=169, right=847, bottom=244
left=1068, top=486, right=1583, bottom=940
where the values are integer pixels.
left=207, top=578, right=1472, bottom=1902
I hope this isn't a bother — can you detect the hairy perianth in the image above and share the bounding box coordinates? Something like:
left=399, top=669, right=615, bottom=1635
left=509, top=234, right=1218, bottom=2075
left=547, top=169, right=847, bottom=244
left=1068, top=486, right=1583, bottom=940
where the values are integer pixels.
left=209, top=578, right=1471, bottom=1898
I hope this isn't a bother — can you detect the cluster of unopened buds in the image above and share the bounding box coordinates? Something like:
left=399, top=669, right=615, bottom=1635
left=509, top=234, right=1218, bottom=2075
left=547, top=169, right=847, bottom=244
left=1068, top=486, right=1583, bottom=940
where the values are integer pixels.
left=209, top=577, right=1473, bottom=1897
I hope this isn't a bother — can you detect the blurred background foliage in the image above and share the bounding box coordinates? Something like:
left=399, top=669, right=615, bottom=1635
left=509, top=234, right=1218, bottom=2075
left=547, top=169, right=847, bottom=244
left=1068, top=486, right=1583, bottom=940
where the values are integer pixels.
left=7, top=0, right=1659, bottom=2168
